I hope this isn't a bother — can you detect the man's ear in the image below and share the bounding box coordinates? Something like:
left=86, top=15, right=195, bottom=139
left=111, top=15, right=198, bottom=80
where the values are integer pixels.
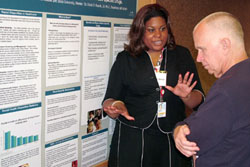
left=221, top=38, right=231, bottom=50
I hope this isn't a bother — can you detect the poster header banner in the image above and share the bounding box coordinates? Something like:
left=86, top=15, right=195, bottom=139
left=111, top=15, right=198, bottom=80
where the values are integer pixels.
left=0, top=0, right=137, bottom=19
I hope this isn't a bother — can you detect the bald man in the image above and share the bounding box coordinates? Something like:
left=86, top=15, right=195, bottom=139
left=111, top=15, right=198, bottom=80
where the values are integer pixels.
left=173, top=12, right=250, bottom=167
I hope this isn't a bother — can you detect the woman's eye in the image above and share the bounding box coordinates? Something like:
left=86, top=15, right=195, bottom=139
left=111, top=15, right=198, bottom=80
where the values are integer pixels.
left=160, top=26, right=167, bottom=31
left=147, top=28, right=154, bottom=33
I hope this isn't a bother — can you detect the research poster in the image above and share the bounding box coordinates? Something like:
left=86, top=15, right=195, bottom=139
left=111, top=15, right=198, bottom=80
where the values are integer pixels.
left=46, top=14, right=81, bottom=87
left=0, top=104, right=42, bottom=167
left=0, top=10, right=42, bottom=109
left=45, top=135, right=78, bottom=167
left=112, top=23, right=130, bottom=63
left=45, top=87, right=80, bottom=142
left=0, top=10, right=42, bottom=167
left=0, top=0, right=137, bottom=166
left=82, top=129, right=108, bottom=167
left=81, top=21, right=111, bottom=125
left=0, top=0, right=136, bottom=19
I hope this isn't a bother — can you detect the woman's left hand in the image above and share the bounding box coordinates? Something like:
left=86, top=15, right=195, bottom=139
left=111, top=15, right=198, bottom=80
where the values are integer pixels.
left=165, top=72, right=197, bottom=98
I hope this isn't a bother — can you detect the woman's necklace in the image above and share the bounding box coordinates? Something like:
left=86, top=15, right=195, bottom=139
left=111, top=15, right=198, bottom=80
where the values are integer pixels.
left=152, top=52, right=163, bottom=72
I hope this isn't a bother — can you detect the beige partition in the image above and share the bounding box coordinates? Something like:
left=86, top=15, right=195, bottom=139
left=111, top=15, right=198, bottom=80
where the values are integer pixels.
left=138, top=0, right=156, bottom=10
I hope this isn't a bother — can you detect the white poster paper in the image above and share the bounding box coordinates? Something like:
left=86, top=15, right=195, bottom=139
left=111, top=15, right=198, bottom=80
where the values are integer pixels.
left=45, top=135, right=78, bottom=167
left=81, top=21, right=111, bottom=125
left=45, top=87, right=80, bottom=142
left=81, top=129, right=108, bottom=167
left=46, top=15, right=81, bottom=87
left=112, top=23, right=130, bottom=63
left=0, top=104, right=42, bottom=167
left=0, top=10, right=42, bottom=109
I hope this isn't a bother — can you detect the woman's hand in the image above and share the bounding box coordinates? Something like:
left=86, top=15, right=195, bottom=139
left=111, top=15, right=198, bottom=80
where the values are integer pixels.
left=103, top=100, right=135, bottom=121
left=165, top=71, right=197, bottom=99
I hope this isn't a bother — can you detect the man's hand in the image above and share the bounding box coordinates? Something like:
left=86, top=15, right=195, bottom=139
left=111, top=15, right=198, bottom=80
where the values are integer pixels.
left=173, top=124, right=200, bottom=157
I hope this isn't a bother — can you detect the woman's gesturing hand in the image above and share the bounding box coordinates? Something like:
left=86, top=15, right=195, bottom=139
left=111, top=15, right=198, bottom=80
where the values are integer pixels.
left=103, top=100, right=135, bottom=121
left=165, top=71, right=197, bottom=99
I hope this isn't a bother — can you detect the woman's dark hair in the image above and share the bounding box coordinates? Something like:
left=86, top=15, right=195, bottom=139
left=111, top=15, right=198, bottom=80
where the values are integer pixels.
left=124, top=4, right=176, bottom=56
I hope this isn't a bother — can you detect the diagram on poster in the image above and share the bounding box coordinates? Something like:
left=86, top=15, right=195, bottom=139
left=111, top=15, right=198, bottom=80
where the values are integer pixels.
left=0, top=104, right=41, bottom=167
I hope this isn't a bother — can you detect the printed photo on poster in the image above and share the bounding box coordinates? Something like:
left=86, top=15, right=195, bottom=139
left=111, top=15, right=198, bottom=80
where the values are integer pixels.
left=72, top=160, right=78, bottom=167
left=19, top=163, right=29, bottom=167
left=87, top=108, right=103, bottom=133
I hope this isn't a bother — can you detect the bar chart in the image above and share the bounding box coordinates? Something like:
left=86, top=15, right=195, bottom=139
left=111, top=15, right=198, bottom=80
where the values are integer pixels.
left=4, top=131, right=39, bottom=150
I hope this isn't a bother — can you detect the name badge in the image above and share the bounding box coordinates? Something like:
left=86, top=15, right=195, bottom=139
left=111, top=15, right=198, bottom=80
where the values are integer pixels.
left=157, top=102, right=166, bottom=118
left=155, top=71, right=167, bottom=86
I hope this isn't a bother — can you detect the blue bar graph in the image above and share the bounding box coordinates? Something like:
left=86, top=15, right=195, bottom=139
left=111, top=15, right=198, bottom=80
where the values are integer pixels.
left=28, top=136, right=33, bottom=143
left=34, top=135, right=39, bottom=141
left=4, top=131, right=39, bottom=150
left=23, top=137, right=28, bottom=144
left=17, top=137, right=23, bottom=146
left=4, top=131, right=10, bottom=150
left=11, top=136, right=16, bottom=148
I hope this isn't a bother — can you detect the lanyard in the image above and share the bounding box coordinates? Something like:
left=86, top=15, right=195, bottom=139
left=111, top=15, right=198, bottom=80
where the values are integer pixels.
left=157, top=47, right=167, bottom=102
left=148, top=47, right=168, bottom=102
left=162, top=47, right=167, bottom=72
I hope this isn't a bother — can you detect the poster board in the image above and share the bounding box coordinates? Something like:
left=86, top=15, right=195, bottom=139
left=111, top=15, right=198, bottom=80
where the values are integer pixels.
left=0, top=0, right=136, bottom=166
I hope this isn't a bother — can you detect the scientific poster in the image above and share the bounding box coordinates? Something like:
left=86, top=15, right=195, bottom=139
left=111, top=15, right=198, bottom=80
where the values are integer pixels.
left=0, top=0, right=136, bottom=19
left=81, top=129, right=108, bottom=167
left=0, top=0, right=137, bottom=166
left=45, top=87, right=80, bottom=142
left=0, top=10, right=42, bottom=167
left=45, top=135, right=78, bottom=167
left=81, top=21, right=111, bottom=125
left=0, top=104, right=41, bottom=167
left=112, top=23, right=130, bottom=63
left=46, top=14, right=81, bottom=87
left=0, top=10, right=42, bottom=109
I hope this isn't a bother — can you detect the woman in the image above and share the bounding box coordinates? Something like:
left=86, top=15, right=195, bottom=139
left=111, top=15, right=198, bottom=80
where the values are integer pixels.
left=102, top=4, right=204, bottom=167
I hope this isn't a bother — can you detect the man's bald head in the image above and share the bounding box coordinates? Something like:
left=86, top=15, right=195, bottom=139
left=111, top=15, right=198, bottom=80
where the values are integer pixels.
left=193, top=12, right=247, bottom=78
left=194, top=12, right=244, bottom=47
